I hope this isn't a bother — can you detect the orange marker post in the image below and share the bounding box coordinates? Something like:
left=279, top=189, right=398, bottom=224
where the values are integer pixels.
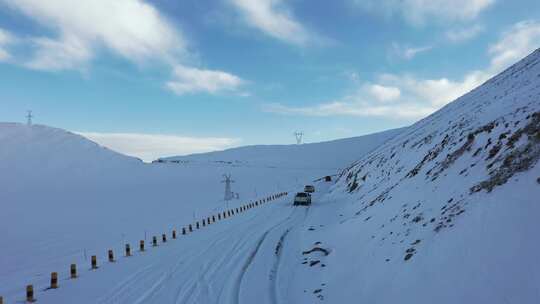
left=50, top=272, right=58, bottom=289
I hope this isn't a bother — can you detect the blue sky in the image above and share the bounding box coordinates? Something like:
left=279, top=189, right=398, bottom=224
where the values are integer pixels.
left=1, top=0, right=540, bottom=161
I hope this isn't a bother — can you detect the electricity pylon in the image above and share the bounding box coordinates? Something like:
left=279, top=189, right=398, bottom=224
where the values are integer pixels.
left=26, top=110, right=33, bottom=126
left=294, top=131, right=304, bottom=145
left=222, top=174, right=235, bottom=201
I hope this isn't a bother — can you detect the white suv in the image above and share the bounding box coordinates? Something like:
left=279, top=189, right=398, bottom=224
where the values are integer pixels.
left=293, top=192, right=311, bottom=206
left=304, top=185, right=315, bottom=193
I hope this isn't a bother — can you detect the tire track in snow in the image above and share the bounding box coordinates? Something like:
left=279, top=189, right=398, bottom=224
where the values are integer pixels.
left=270, top=229, right=290, bottom=304
left=97, top=197, right=294, bottom=304
left=225, top=207, right=302, bottom=304
left=175, top=223, right=266, bottom=304
left=161, top=205, right=292, bottom=304
left=99, top=216, right=254, bottom=304
left=97, top=263, right=156, bottom=304
left=234, top=231, right=270, bottom=304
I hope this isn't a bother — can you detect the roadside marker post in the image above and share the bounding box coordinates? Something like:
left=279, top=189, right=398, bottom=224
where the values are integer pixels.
left=70, top=264, right=77, bottom=279
left=140, top=240, right=145, bottom=252
left=108, top=249, right=115, bottom=262
left=91, top=255, right=98, bottom=270
left=50, top=272, right=58, bottom=289
left=26, top=285, right=35, bottom=302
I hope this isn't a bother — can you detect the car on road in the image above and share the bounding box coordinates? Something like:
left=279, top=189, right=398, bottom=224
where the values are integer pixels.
left=304, top=185, right=315, bottom=193
left=293, top=192, right=312, bottom=206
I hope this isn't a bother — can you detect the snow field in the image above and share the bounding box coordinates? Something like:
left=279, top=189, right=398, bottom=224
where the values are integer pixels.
left=2, top=192, right=288, bottom=303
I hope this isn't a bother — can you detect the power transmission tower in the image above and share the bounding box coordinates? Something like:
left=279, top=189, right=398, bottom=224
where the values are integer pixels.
left=26, top=110, right=33, bottom=126
left=294, top=131, right=304, bottom=145
left=222, top=174, right=235, bottom=202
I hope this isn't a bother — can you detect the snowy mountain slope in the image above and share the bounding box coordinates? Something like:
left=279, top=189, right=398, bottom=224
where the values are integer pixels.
left=280, top=49, right=540, bottom=303
left=159, top=128, right=405, bottom=170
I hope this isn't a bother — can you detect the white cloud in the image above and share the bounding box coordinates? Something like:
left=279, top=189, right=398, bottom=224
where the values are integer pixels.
left=264, top=69, right=489, bottom=120
left=264, top=20, right=540, bottom=121
left=379, top=71, right=490, bottom=107
left=229, top=0, right=313, bottom=45
left=354, top=0, right=494, bottom=24
left=366, top=84, right=401, bottom=102
left=0, top=28, right=15, bottom=61
left=78, top=132, right=242, bottom=162
left=489, top=20, right=540, bottom=71
left=264, top=81, right=431, bottom=119
left=403, top=46, right=432, bottom=59
left=263, top=72, right=485, bottom=120
left=264, top=100, right=435, bottom=119
left=446, top=24, right=484, bottom=43
left=2, top=0, right=185, bottom=68
left=392, top=43, right=432, bottom=60
left=1, top=0, right=245, bottom=95
left=26, top=34, right=93, bottom=71
left=166, top=65, right=245, bottom=95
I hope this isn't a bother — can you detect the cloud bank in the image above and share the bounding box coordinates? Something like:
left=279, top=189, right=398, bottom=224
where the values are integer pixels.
left=79, top=131, right=241, bottom=162
left=265, top=20, right=540, bottom=120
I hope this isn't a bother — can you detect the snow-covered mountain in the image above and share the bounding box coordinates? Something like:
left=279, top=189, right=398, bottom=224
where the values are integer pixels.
left=1, top=49, right=539, bottom=303
left=289, top=48, right=540, bottom=303
left=158, top=128, right=404, bottom=170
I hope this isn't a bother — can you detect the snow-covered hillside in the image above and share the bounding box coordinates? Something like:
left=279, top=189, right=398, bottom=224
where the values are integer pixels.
left=288, top=48, right=540, bottom=303
left=158, top=128, right=404, bottom=170
left=0, top=123, right=141, bottom=187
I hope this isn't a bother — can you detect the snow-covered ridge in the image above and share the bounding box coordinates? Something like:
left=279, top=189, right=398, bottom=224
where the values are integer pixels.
left=0, top=123, right=141, bottom=170
left=159, top=128, right=406, bottom=170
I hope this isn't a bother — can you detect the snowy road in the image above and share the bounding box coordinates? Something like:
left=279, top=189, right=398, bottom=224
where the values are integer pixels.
left=32, top=192, right=313, bottom=304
